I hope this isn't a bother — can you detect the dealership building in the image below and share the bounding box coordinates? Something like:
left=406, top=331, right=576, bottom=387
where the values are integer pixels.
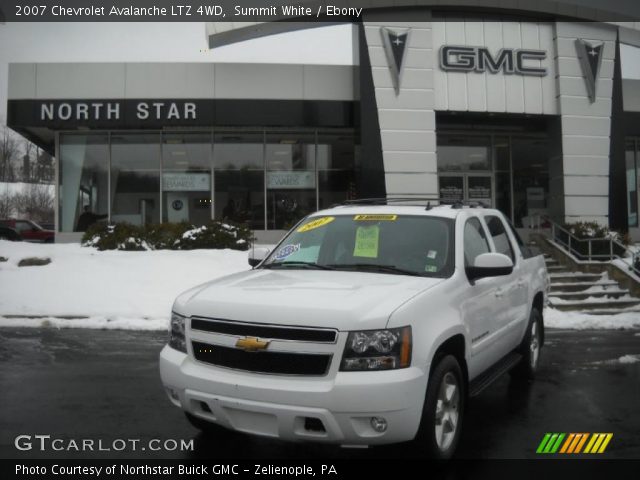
left=6, top=2, right=640, bottom=242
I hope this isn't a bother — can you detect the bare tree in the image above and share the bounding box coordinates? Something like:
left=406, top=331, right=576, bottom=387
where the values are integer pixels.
left=14, top=184, right=54, bottom=224
left=0, top=125, right=19, bottom=182
left=0, top=190, right=14, bottom=218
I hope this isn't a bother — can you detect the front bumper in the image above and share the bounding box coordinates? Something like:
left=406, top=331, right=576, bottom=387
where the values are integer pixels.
left=159, top=345, right=428, bottom=445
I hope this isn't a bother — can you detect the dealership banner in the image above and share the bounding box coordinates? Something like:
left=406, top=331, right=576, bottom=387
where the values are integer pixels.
left=7, top=99, right=355, bottom=130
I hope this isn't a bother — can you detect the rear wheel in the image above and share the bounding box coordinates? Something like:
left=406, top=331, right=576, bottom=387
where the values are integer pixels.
left=511, top=307, right=543, bottom=380
left=414, top=355, right=465, bottom=459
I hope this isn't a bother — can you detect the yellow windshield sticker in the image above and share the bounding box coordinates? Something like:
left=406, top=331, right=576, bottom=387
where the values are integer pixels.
left=297, top=216, right=335, bottom=233
left=354, top=214, right=397, bottom=221
left=353, top=225, right=380, bottom=258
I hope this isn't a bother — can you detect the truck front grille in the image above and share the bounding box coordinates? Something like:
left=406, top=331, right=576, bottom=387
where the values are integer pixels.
left=190, top=317, right=337, bottom=343
left=192, top=341, right=332, bottom=376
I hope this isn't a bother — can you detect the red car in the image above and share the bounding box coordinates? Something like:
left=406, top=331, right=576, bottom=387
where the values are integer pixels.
left=0, top=219, right=54, bottom=243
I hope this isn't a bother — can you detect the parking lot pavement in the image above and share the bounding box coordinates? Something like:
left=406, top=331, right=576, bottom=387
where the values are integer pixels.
left=0, top=327, right=638, bottom=459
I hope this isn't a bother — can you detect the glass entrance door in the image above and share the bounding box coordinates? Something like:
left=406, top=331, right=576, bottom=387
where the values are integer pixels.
left=439, top=174, right=493, bottom=206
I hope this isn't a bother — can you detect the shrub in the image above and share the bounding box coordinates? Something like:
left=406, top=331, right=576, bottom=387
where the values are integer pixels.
left=144, top=222, right=192, bottom=250
left=82, top=221, right=252, bottom=251
left=82, top=222, right=148, bottom=251
left=559, top=221, right=628, bottom=260
left=175, top=222, right=252, bottom=251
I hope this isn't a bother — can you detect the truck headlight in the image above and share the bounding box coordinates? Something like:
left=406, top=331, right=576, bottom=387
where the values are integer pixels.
left=340, top=326, right=411, bottom=371
left=168, top=312, right=187, bottom=353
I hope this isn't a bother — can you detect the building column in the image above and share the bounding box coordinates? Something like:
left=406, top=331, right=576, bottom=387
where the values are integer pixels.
left=363, top=14, right=437, bottom=199
left=555, top=22, right=617, bottom=226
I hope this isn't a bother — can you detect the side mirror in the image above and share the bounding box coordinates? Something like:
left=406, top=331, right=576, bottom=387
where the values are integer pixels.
left=248, top=247, right=270, bottom=267
left=466, top=252, right=513, bottom=281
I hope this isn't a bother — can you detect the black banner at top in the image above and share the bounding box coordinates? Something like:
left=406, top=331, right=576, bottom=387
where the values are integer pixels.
left=1, top=0, right=639, bottom=22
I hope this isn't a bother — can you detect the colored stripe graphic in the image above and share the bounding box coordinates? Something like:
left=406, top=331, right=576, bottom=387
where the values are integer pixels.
left=574, top=433, right=589, bottom=453
left=536, top=433, right=552, bottom=453
left=538, top=433, right=613, bottom=454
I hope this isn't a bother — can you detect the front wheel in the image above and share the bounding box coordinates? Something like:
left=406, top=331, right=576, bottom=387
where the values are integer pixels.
left=413, top=355, right=465, bottom=459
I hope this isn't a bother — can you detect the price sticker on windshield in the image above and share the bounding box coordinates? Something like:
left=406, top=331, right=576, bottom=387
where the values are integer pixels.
left=353, top=225, right=380, bottom=258
left=354, top=214, right=397, bottom=221
left=297, top=216, right=335, bottom=233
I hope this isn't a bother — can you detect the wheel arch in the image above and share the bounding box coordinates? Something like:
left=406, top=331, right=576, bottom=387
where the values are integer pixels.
left=429, top=333, right=468, bottom=388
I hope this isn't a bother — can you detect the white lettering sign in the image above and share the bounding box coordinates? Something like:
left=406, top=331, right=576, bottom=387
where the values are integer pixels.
left=163, top=173, right=210, bottom=192
left=267, top=171, right=315, bottom=190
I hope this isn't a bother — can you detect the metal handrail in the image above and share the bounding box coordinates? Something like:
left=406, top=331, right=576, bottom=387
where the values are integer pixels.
left=550, top=221, right=639, bottom=276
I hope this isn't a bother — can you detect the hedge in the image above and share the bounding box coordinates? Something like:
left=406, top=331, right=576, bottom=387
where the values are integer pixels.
left=82, top=221, right=252, bottom=251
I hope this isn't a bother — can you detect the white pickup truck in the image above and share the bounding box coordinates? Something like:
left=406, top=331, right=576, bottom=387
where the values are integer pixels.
left=159, top=202, right=548, bottom=458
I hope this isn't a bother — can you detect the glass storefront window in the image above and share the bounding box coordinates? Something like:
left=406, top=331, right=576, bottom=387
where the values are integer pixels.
left=59, top=134, right=109, bottom=232
left=58, top=129, right=357, bottom=233
left=511, top=138, right=549, bottom=228
left=213, top=132, right=265, bottom=230
left=437, top=136, right=491, bottom=172
left=626, top=139, right=638, bottom=228
left=162, top=133, right=212, bottom=224
left=266, top=132, right=316, bottom=230
left=111, top=134, right=161, bottom=226
left=494, top=137, right=512, bottom=221
left=317, top=131, right=357, bottom=210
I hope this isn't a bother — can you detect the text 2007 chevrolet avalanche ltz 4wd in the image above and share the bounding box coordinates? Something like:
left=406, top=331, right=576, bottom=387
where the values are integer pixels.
left=159, top=203, right=548, bottom=458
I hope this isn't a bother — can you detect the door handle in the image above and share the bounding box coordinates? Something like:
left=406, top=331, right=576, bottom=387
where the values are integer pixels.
left=495, top=288, right=504, bottom=298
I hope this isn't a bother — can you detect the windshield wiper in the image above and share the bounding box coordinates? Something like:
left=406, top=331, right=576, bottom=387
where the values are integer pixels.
left=327, top=263, right=424, bottom=277
left=261, top=261, right=334, bottom=270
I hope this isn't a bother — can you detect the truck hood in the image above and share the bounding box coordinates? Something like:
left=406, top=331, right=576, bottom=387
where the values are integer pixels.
left=175, top=269, right=445, bottom=331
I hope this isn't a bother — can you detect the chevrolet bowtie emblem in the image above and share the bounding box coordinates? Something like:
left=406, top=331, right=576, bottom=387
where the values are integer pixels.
left=235, top=337, right=270, bottom=352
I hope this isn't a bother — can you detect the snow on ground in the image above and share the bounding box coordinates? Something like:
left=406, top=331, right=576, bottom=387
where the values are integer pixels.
left=1, top=240, right=639, bottom=331
left=592, top=354, right=640, bottom=365
left=544, top=307, right=640, bottom=330
left=0, top=240, right=249, bottom=330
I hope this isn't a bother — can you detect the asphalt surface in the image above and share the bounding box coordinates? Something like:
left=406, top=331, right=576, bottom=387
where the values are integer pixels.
left=0, top=327, right=638, bottom=459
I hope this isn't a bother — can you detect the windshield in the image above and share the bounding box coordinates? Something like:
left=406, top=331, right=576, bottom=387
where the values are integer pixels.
left=262, top=214, right=455, bottom=278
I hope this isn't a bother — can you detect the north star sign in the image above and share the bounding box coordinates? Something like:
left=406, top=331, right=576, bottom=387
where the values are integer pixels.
left=40, top=101, right=197, bottom=121
left=440, top=45, right=547, bottom=76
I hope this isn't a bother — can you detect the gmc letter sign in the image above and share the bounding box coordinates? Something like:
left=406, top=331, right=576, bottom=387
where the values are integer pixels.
left=440, top=45, right=547, bottom=76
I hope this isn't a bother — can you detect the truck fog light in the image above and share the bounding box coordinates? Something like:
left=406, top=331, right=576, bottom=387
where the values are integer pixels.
left=166, top=388, right=179, bottom=401
left=370, top=417, right=387, bottom=433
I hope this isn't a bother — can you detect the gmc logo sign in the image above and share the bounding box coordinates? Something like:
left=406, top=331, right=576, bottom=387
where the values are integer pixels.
left=440, top=45, right=547, bottom=76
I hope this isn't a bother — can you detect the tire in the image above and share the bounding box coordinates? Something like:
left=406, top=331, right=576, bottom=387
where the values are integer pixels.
left=511, top=307, right=543, bottom=381
left=414, top=355, right=465, bottom=459
left=184, top=412, right=229, bottom=437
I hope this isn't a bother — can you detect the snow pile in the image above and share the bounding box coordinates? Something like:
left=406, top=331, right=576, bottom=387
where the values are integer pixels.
left=0, top=240, right=250, bottom=330
left=618, top=354, right=640, bottom=364
left=592, top=354, right=640, bottom=366
left=544, top=307, right=640, bottom=330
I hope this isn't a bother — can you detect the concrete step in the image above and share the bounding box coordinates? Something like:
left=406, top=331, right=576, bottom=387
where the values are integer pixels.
left=549, top=280, right=619, bottom=292
left=544, top=258, right=559, bottom=265
left=579, top=307, right=640, bottom=315
left=548, top=289, right=630, bottom=301
left=546, top=265, right=570, bottom=272
left=549, top=272, right=604, bottom=283
left=549, top=298, right=640, bottom=311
